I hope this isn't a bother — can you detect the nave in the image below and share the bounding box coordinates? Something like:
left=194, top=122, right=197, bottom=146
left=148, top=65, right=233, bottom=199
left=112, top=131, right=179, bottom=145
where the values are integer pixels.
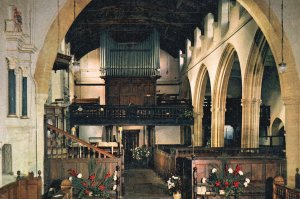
left=123, top=169, right=171, bottom=199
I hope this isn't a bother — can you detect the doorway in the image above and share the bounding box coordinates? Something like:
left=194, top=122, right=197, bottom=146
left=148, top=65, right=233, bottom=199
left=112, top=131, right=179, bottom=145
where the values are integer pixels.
left=122, top=130, right=140, bottom=168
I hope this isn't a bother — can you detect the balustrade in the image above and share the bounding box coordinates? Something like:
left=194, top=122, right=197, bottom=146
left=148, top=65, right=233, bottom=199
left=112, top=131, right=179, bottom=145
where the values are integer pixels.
left=69, top=104, right=194, bottom=125
left=46, top=124, right=115, bottom=159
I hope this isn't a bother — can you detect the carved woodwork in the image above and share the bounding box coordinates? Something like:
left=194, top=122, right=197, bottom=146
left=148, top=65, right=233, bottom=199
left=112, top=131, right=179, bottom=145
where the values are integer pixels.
left=105, top=77, right=156, bottom=106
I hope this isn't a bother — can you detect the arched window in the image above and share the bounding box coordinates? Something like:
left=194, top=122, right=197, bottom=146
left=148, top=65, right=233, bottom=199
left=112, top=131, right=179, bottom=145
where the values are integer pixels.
left=22, top=76, right=28, bottom=117
left=8, top=69, right=16, bottom=116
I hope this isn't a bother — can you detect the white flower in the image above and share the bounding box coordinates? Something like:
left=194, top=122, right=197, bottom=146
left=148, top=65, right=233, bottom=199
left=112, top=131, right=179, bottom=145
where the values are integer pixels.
left=201, top=177, right=207, bottom=183
left=228, top=168, right=233, bottom=174
left=245, top=178, right=250, bottom=183
left=238, top=170, right=244, bottom=175
left=89, top=192, right=93, bottom=196
left=171, top=182, right=175, bottom=188
left=167, top=178, right=172, bottom=189
left=212, top=168, right=217, bottom=173
left=68, top=176, right=72, bottom=182
left=113, top=184, right=117, bottom=191
left=172, top=176, right=179, bottom=180
left=243, top=182, right=248, bottom=187
left=113, top=174, right=117, bottom=181
left=77, top=173, right=82, bottom=178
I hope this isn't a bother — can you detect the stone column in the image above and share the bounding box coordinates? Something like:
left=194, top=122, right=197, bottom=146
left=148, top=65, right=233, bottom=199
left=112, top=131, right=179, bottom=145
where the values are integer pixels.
left=284, top=97, right=300, bottom=187
left=34, top=93, right=48, bottom=179
left=193, top=111, right=203, bottom=146
left=211, top=107, right=225, bottom=147
left=241, top=98, right=261, bottom=148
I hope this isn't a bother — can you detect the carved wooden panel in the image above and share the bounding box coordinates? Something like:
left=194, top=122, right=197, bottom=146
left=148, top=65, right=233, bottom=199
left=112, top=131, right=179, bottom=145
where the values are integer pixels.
left=105, top=77, right=156, bottom=106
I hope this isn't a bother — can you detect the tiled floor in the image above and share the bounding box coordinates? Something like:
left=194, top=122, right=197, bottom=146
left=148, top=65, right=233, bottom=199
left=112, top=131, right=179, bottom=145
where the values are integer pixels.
left=123, top=169, right=172, bottom=199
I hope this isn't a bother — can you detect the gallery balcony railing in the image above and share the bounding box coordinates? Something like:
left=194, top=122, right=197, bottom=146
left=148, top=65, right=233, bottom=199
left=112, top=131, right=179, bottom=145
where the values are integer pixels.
left=69, top=104, right=194, bottom=126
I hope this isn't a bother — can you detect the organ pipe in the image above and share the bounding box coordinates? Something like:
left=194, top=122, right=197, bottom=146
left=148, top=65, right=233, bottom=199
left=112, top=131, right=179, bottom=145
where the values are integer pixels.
left=99, top=30, right=160, bottom=77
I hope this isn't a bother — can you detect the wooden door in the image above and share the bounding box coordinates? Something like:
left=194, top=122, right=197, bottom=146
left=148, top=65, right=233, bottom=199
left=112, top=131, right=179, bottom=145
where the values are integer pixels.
left=122, top=130, right=139, bottom=167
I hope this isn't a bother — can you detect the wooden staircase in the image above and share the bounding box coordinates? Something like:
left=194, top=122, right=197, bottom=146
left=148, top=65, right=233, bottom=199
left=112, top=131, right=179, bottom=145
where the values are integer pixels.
left=45, top=124, right=123, bottom=198
left=46, top=124, right=115, bottom=159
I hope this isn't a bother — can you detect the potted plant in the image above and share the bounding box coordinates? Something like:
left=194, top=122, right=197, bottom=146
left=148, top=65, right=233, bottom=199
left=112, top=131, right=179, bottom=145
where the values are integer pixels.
left=132, top=145, right=151, bottom=167
left=206, top=164, right=250, bottom=199
left=167, top=174, right=182, bottom=199
left=67, top=160, right=118, bottom=199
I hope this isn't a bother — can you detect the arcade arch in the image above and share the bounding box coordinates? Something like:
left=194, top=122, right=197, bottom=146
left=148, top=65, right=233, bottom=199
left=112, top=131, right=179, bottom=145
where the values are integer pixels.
left=32, top=0, right=300, bottom=186
left=193, top=65, right=211, bottom=146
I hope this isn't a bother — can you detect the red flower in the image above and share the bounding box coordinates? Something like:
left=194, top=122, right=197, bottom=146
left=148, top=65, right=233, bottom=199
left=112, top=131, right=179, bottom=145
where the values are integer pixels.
left=82, top=182, right=88, bottom=187
left=91, top=181, right=96, bottom=186
left=84, top=189, right=90, bottom=195
left=234, top=164, right=241, bottom=174
left=224, top=181, right=230, bottom=187
left=215, top=181, right=221, bottom=187
left=233, top=181, right=239, bottom=188
left=98, top=184, right=105, bottom=191
left=89, top=174, right=96, bottom=180
left=104, top=172, right=111, bottom=179
left=68, top=168, right=77, bottom=177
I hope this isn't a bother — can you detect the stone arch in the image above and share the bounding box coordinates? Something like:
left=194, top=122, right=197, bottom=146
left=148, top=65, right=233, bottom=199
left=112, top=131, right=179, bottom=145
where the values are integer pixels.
left=34, top=0, right=91, bottom=95
left=211, top=43, right=236, bottom=147
left=193, top=64, right=210, bottom=146
left=237, top=1, right=300, bottom=185
left=179, top=76, right=192, bottom=100
left=237, top=0, right=300, bottom=98
left=242, top=29, right=268, bottom=148
left=179, top=76, right=192, bottom=145
left=271, top=117, right=284, bottom=136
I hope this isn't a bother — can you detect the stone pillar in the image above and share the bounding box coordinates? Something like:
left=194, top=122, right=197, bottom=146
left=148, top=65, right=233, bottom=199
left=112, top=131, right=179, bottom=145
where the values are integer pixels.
left=284, top=97, right=300, bottom=187
left=193, top=111, right=203, bottom=146
left=241, top=98, right=261, bottom=148
left=35, top=93, right=48, bottom=180
left=0, top=146, right=2, bottom=186
left=211, top=107, right=225, bottom=147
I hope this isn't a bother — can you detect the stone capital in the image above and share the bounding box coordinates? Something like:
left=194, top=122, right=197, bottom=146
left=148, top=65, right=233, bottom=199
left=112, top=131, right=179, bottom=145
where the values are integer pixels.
left=282, top=97, right=300, bottom=105
left=5, top=57, right=19, bottom=70
left=193, top=110, right=203, bottom=118
left=20, top=65, right=30, bottom=77
left=241, top=98, right=261, bottom=106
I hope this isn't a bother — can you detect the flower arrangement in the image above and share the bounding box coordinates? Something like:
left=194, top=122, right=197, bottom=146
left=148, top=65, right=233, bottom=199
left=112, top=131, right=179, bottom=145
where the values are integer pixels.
left=167, top=174, right=182, bottom=195
left=132, top=146, right=151, bottom=161
left=68, top=168, right=118, bottom=198
left=206, top=164, right=250, bottom=197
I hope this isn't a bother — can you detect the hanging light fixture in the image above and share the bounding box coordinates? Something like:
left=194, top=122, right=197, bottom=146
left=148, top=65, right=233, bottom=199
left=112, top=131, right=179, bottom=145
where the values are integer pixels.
left=72, top=0, right=80, bottom=72
left=278, top=0, right=286, bottom=73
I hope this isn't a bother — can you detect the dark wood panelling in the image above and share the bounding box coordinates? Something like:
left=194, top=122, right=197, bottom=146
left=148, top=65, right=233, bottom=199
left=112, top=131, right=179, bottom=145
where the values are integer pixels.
left=105, top=77, right=156, bottom=106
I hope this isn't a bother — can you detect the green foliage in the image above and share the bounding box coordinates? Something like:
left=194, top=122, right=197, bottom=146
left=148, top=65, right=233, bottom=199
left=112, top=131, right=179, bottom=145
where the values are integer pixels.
left=68, top=159, right=117, bottom=198
left=206, top=163, right=250, bottom=197
left=132, top=146, right=151, bottom=161
left=167, top=174, right=182, bottom=195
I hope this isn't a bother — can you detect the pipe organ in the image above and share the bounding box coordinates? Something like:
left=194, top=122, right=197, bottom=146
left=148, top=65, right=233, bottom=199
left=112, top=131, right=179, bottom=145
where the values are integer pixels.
left=99, top=30, right=160, bottom=77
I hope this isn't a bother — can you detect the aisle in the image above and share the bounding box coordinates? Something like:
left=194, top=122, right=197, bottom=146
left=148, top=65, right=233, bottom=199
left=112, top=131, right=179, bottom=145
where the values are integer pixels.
left=123, top=169, right=172, bottom=199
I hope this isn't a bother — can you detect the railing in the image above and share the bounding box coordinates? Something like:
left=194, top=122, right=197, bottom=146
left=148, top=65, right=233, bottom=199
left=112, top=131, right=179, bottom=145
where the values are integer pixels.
left=69, top=104, right=194, bottom=126
left=273, top=176, right=300, bottom=199
left=259, top=135, right=285, bottom=147
left=157, top=145, right=286, bottom=158
left=0, top=171, right=42, bottom=199
left=46, top=124, right=114, bottom=158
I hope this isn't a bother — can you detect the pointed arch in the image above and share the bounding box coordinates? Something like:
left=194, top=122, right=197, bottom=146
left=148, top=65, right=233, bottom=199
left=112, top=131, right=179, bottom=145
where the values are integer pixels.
left=211, top=43, right=237, bottom=147
left=242, top=29, right=269, bottom=148
left=193, top=64, right=210, bottom=146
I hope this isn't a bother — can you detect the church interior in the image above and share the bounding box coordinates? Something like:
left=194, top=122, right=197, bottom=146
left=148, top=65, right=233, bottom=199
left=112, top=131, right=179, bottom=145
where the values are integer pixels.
left=1, top=0, right=300, bottom=198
